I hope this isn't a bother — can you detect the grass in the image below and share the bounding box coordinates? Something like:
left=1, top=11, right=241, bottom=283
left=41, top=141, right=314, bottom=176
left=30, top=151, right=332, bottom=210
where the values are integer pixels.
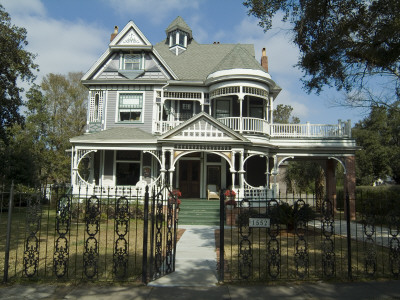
left=0, top=202, right=165, bottom=283
left=222, top=225, right=394, bottom=282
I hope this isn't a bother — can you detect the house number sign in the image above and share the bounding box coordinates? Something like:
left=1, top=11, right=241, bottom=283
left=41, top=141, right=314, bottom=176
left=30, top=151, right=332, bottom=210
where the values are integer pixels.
left=249, top=218, right=270, bottom=228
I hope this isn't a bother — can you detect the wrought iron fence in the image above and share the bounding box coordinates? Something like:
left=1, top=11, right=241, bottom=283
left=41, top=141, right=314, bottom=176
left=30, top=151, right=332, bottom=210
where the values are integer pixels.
left=0, top=184, right=178, bottom=283
left=220, top=191, right=400, bottom=282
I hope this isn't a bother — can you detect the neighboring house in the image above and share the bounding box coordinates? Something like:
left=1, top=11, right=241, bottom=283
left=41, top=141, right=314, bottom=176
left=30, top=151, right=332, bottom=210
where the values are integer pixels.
left=70, top=16, right=357, bottom=200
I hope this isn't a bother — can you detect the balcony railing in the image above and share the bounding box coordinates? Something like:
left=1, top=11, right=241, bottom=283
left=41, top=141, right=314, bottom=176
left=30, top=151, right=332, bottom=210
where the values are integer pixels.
left=154, top=118, right=351, bottom=138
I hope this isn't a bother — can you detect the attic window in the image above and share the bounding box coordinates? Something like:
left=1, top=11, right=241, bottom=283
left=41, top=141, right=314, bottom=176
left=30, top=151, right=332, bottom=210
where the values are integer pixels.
left=122, top=54, right=142, bottom=70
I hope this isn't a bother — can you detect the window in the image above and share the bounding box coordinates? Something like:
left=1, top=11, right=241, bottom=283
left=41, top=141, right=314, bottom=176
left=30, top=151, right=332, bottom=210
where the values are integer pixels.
left=115, top=151, right=141, bottom=186
left=215, top=99, right=230, bottom=118
left=118, top=93, right=143, bottom=122
left=123, top=54, right=142, bottom=70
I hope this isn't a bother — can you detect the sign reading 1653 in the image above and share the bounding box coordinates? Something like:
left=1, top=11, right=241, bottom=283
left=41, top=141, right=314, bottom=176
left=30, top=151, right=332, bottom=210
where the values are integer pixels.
left=249, top=218, right=270, bottom=228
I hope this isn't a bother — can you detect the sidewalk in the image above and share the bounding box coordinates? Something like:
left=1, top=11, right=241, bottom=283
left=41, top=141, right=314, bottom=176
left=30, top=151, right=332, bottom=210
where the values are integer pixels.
left=2, top=280, right=400, bottom=299
left=148, top=225, right=219, bottom=287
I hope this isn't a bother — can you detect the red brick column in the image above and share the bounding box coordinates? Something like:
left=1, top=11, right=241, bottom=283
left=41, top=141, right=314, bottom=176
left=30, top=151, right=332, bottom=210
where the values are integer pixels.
left=325, top=159, right=337, bottom=214
left=344, top=156, right=356, bottom=220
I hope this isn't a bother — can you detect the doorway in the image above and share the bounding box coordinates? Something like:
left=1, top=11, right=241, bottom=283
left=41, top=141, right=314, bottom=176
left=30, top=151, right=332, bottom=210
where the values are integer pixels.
left=179, top=160, right=200, bottom=198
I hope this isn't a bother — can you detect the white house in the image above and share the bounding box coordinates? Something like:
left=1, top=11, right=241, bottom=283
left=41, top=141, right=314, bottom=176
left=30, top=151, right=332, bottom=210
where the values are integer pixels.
left=70, top=17, right=357, bottom=206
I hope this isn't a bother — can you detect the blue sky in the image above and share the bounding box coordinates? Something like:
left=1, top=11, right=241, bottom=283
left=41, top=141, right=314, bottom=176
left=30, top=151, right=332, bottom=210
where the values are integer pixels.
left=2, top=0, right=366, bottom=125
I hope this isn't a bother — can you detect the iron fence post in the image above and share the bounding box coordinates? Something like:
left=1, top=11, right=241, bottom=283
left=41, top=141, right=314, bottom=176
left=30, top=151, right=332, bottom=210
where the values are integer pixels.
left=345, top=192, right=353, bottom=280
left=142, top=185, right=149, bottom=284
left=3, top=182, right=14, bottom=283
left=219, top=190, right=225, bottom=282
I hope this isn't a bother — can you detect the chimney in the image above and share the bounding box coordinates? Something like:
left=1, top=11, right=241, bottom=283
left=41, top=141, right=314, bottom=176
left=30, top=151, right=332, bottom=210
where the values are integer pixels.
left=261, top=48, right=268, bottom=73
left=110, top=26, right=119, bottom=42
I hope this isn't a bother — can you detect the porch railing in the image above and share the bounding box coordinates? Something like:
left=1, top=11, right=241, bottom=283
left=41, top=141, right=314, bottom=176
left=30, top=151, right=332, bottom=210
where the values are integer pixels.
left=154, top=118, right=351, bottom=138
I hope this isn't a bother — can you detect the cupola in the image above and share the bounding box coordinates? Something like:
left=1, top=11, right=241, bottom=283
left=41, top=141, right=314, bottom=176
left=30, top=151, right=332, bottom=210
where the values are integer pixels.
left=165, top=16, right=192, bottom=56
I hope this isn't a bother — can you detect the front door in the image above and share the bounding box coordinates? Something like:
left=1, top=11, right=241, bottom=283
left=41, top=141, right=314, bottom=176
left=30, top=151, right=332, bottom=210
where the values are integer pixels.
left=179, top=160, right=200, bottom=198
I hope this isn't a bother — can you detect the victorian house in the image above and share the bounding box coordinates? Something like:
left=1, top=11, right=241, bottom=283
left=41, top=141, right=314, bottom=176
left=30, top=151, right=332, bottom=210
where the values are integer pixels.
left=70, top=17, right=357, bottom=209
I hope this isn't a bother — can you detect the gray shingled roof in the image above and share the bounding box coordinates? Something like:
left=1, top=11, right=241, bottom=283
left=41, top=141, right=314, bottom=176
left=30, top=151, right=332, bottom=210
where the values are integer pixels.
left=165, top=16, right=192, bottom=38
left=211, top=44, right=266, bottom=74
left=70, top=127, right=156, bottom=143
left=154, top=40, right=263, bottom=81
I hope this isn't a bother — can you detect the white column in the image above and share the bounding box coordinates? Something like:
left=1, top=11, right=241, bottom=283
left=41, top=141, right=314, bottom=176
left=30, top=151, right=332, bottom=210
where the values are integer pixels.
left=238, top=150, right=245, bottom=191
left=230, top=150, right=236, bottom=188
left=266, top=156, right=270, bottom=188
left=239, top=96, right=244, bottom=133
left=161, top=149, right=167, bottom=185
left=272, top=155, right=278, bottom=197
left=169, top=150, right=175, bottom=188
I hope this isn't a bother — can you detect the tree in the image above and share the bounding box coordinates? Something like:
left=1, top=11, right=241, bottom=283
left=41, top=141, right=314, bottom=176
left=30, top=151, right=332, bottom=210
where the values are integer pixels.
left=244, top=0, right=400, bottom=107
left=11, top=72, right=88, bottom=185
left=0, top=4, right=38, bottom=143
left=273, top=104, right=300, bottom=123
left=352, top=104, right=400, bottom=185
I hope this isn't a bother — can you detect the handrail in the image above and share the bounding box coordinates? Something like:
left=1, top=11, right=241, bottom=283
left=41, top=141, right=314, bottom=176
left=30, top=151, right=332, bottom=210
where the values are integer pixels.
left=154, top=118, right=351, bottom=138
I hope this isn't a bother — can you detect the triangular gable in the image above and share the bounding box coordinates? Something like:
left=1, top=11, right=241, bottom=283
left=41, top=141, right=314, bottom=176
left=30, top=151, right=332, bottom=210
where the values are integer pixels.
left=109, top=20, right=151, bottom=47
left=159, top=112, right=250, bottom=143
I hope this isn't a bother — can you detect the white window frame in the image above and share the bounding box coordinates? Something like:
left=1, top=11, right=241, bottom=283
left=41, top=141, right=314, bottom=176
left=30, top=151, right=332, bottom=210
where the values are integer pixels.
left=114, top=150, right=143, bottom=186
left=116, top=92, right=145, bottom=123
left=120, top=53, right=144, bottom=70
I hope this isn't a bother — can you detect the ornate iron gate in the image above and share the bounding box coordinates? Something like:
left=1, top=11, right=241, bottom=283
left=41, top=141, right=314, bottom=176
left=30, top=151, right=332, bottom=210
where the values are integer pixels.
left=143, top=185, right=179, bottom=283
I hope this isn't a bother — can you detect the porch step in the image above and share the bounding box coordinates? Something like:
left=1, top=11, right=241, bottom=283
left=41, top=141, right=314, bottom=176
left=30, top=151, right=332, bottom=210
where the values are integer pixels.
left=178, top=199, right=220, bottom=225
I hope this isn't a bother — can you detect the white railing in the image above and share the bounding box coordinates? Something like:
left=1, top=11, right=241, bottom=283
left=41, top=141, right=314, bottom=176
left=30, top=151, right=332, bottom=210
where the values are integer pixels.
left=271, top=121, right=351, bottom=138
left=154, top=120, right=183, bottom=134
left=153, top=118, right=351, bottom=138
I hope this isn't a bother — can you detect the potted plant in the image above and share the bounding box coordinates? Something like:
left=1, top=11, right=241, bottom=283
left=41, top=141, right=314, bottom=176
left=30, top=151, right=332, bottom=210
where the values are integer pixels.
left=168, top=189, right=182, bottom=209
left=224, top=189, right=236, bottom=200
left=224, top=198, right=237, bottom=209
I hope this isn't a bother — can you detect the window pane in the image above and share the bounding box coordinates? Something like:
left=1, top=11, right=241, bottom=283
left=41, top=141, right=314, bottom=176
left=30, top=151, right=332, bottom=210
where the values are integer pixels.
left=124, top=54, right=141, bottom=70
left=216, top=100, right=230, bottom=118
left=116, top=163, right=140, bottom=185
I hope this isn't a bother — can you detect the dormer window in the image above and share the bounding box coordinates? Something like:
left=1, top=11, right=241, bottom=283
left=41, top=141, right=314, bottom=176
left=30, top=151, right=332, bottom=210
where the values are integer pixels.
left=169, top=30, right=187, bottom=48
left=125, top=54, right=141, bottom=70
left=120, top=53, right=143, bottom=70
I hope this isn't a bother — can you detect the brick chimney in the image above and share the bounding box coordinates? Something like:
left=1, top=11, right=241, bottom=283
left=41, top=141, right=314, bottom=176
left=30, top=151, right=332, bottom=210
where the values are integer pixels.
left=261, top=48, right=268, bottom=72
left=110, top=26, right=119, bottom=42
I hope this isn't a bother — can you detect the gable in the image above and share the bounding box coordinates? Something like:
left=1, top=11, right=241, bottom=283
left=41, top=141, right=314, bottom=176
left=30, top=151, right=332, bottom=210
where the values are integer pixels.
left=159, top=112, right=250, bottom=143
left=109, top=21, right=151, bottom=47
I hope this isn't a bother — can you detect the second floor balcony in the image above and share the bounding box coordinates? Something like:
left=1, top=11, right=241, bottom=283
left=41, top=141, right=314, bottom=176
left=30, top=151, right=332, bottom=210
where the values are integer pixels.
left=154, top=117, right=352, bottom=138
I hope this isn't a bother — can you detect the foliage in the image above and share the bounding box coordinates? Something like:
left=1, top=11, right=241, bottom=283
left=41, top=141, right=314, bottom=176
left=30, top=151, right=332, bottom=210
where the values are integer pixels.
left=168, top=189, right=182, bottom=206
left=224, top=189, right=236, bottom=197
left=273, top=104, right=300, bottom=124
left=1, top=72, right=87, bottom=186
left=0, top=4, right=38, bottom=144
left=284, top=161, right=324, bottom=194
left=244, top=0, right=400, bottom=107
left=269, top=202, right=316, bottom=230
left=352, top=104, right=400, bottom=184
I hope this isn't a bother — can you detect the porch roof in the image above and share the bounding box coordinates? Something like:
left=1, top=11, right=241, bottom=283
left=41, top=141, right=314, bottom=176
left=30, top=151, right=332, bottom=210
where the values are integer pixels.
left=70, top=127, right=157, bottom=144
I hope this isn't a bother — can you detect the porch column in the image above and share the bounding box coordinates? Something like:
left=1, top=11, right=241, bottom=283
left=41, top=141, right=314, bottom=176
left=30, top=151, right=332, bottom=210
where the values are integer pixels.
left=239, top=96, right=244, bottom=133
left=71, top=146, right=77, bottom=186
left=265, top=156, right=270, bottom=188
left=160, top=149, right=167, bottom=185
left=169, top=150, right=175, bottom=188
left=344, top=156, right=356, bottom=220
left=230, top=150, right=236, bottom=189
left=326, top=159, right=337, bottom=214
left=238, top=150, right=245, bottom=191
left=272, top=155, right=278, bottom=197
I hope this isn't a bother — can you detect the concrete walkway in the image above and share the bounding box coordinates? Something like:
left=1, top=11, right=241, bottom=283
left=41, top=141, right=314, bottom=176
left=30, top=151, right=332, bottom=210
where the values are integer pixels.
left=313, top=220, right=391, bottom=247
left=148, top=225, right=219, bottom=287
